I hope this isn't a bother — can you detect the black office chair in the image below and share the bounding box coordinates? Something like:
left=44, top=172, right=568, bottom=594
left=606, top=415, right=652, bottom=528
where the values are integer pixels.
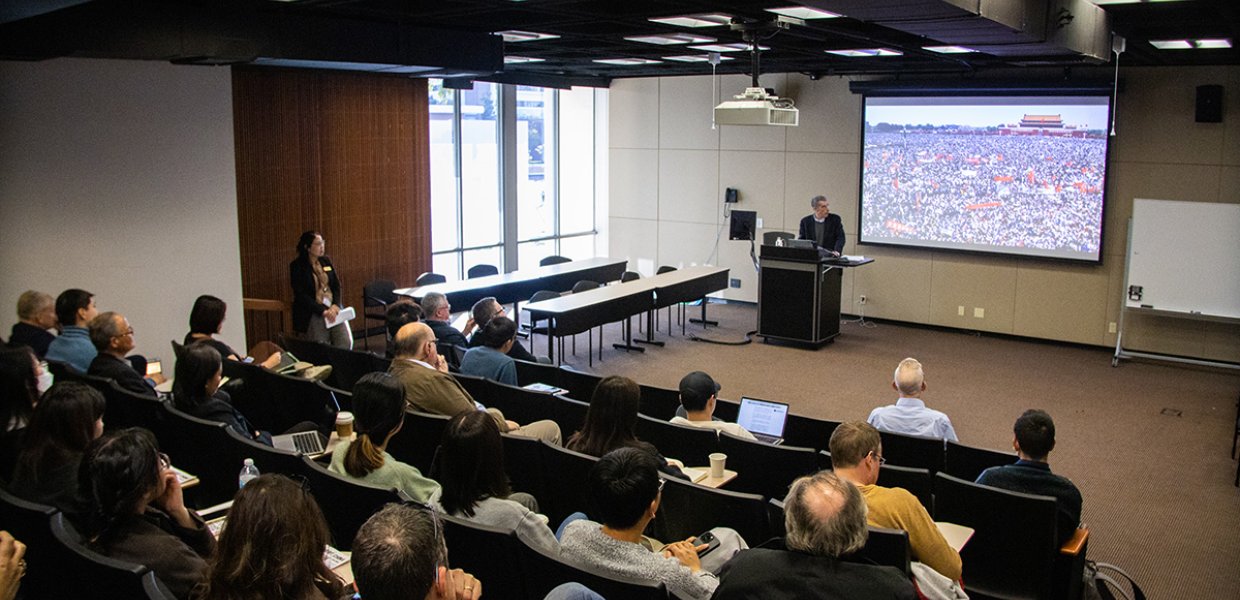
left=717, top=431, right=822, bottom=500
left=879, top=430, right=946, bottom=473
left=50, top=512, right=157, bottom=598
left=387, top=409, right=451, bottom=474
left=875, top=464, right=934, bottom=515
left=362, top=278, right=397, bottom=350
left=299, top=456, right=410, bottom=550
left=467, top=264, right=500, bottom=279
left=944, top=441, right=1018, bottom=482
left=651, top=474, right=772, bottom=546
left=620, top=270, right=641, bottom=283
left=539, top=255, right=571, bottom=267
left=633, top=414, right=718, bottom=467
left=524, top=289, right=560, bottom=344
left=416, top=272, right=447, bottom=286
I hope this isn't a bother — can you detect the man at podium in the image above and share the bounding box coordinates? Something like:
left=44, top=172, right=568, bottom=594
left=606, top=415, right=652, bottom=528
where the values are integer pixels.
left=797, top=195, right=845, bottom=258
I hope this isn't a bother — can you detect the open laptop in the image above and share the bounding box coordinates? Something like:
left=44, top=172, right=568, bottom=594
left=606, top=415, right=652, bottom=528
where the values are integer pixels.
left=736, top=397, right=790, bottom=445
left=272, top=430, right=326, bottom=455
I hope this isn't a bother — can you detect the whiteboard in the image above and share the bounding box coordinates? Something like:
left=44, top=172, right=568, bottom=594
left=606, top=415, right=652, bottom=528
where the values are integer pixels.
left=1125, top=198, right=1240, bottom=319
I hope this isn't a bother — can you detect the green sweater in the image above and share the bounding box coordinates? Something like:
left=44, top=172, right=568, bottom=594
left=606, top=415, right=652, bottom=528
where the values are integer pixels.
left=328, top=440, right=441, bottom=504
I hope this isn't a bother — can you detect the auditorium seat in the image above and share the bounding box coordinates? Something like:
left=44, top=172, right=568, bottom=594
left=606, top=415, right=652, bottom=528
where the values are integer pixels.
left=876, top=464, right=934, bottom=515
left=536, top=442, right=598, bottom=526
left=222, top=359, right=338, bottom=434
left=513, top=357, right=564, bottom=390
left=633, top=414, right=719, bottom=467
left=100, top=380, right=168, bottom=433
left=518, top=534, right=671, bottom=600
left=441, top=513, right=529, bottom=595
left=387, top=409, right=451, bottom=474
left=299, top=455, right=411, bottom=551
left=280, top=335, right=390, bottom=391
left=944, top=441, right=1018, bottom=482
left=0, top=486, right=58, bottom=599
left=636, top=382, right=682, bottom=420
left=784, top=415, right=841, bottom=451
left=556, top=365, right=601, bottom=401
left=500, top=432, right=548, bottom=504
left=483, top=381, right=562, bottom=430
left=50, top=512, right=158, bottom=598
left=847, top=526, right=912, bottom=577
left=652, top=474, right=772, bottom=547
left=879, top=430, right=946, bottom=473
left=717, top=431, right=821, bottom=500
left=157, top=403, right=240, bottom=509
left=550, top=395, right=590, bottom=436
left=223, top=427, right=308, bottom=479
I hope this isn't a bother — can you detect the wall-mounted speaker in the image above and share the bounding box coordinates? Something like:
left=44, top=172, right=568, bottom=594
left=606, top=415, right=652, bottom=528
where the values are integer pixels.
left=1195, top=85, right=1223, bottom=123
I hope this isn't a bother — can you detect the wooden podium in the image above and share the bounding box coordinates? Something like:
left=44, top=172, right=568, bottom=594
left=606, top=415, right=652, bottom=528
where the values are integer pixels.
left=757, top=245, right=870, bottom=347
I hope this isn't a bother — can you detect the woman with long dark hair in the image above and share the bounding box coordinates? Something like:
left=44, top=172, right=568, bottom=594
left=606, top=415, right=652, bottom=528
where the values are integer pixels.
left=183, top=295, right=282, bottom=370
left=566, top=375, right=686, bottom=479
left=10, top=382, right=105, bottom=514
left=172, top=342, right=271, bottom=445
left=289, top=230, right=351, bottom=349
left=433, top=410, right=559, bottom=555
left=79, top=428, right=216, bottom=599
left=0, top=345, right=44, bottom=479
left=198, top=474, right=345, bottom=600
left=328, top=372, right=440, bottom=503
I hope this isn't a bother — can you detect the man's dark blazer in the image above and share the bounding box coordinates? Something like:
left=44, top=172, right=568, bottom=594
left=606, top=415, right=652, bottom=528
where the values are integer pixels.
left=713, top=544, right=916, bottom=600
left=88, top=353, right=157, bottom=398
left=289, top=256, right=342, bottom=334
left=797, top=213, right=846, bottom=254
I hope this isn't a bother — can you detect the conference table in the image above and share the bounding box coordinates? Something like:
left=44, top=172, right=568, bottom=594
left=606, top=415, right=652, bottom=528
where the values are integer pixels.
left=393, top=257, right=628, bottom=310
left=523, top=265, right=730, bottom=364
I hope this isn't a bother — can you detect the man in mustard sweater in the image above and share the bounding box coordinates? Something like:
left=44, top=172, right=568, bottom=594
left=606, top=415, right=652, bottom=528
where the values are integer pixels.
left=830, top=421, right=962, bottom=583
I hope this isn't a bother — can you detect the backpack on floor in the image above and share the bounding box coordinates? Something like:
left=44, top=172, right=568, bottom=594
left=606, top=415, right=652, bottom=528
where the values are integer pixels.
left=1083, top=561, right=1146, bottom=600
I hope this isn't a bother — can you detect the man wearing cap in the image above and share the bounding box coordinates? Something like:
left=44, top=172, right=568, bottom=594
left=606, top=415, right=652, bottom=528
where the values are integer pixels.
left=669, top=371, right=756, bottom=441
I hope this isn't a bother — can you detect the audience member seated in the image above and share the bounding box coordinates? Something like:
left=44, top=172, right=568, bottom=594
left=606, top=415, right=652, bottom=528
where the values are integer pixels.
left=559, top=447, right=746, bottom=600
left=328, top=372, right=441, bottom=504
left=830, top=421, right=962, bottom=583
left=9, top=290, right=56, bottom=358
left=567, top=376, right=686, bottom=479
left=198, top=474, right=346, bottom=600
left=79, top=428, right=216, bottom=599
left=976, top=409, right=1082, bottom=546
left=712, top=470, right=916, bottom=600
left=668, top=371, right=755, bottom=441
left=421, top=292, right=469, bottom=348
left=45, top=288, right=98, bottom=373
left=172, top=343, right=272, bottom=445
left=183, top=294, right=282, bottom=370
left=432, top=411, right=559, bottom=556
left=352, top=503, right=482, bottom=600
left=867, top=358, right=958, bottom=442
left=9, top=382, right=104, bottom=515
left=87, top=312, right=159, bottom=398
left=0, top=531, right=24, bottom=600
left=459, top=317, right=520, bottom=386
left=385, top=301, right=424, bottom=358
left=467, top=296, right=541, bottom=362
left=388, top=322, right=561, bottom=445
left=0, top=346, right=42, bottom=479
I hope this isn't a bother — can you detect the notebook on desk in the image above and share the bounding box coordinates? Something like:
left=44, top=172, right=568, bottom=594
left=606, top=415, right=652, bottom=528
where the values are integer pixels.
left=736, top=397, right=789, bottom=445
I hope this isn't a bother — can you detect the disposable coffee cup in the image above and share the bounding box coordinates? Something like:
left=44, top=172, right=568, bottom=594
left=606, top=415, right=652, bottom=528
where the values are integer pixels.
left=709, top=452, right=727, bottom=478
left=335, top=411, right=355, bottom=438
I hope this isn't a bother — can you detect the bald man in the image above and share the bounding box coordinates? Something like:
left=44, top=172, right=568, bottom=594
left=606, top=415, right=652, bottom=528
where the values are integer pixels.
left=713, top=471, right=915, bottom=600
left=867, top=358, right=957, bottom=442
left=388, top=322, right=560, bottom=444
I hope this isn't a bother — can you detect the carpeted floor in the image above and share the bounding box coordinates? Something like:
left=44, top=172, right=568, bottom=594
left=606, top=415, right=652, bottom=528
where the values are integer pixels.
left=522, top=301, right=1240, bottom=600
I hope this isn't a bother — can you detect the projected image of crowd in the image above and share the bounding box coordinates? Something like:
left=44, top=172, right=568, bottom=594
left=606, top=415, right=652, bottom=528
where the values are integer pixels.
left=861, top=130, right=1107, bottom=254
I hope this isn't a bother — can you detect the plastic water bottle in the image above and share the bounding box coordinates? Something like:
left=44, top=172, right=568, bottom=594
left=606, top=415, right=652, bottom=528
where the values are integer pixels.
left=238, top=458, right=259, bottom=489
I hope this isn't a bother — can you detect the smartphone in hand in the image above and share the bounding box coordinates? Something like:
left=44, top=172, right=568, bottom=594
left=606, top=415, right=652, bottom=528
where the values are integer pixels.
left=692, top=531, right=720, bottom=556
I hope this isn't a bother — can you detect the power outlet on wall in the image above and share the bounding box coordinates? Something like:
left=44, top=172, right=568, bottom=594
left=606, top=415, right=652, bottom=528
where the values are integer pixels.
left=859, top=295, right=867, bottom=305
left=730, top=278, right=742, bottom=289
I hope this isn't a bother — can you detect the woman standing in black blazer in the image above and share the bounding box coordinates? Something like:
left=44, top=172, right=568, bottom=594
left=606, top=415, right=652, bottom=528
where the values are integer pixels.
left=289, top=230, right=351, bottom=348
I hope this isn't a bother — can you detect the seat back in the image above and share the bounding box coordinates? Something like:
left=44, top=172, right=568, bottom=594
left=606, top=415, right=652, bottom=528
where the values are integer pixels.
left=620, top=270, right=641, bottom=283
left=50, top=512, right=154, bottom=598
left=169, top=340, right=186, bottom=361
left=636, top=383, right=682, bottom=420
left=486, top=381, right=561, bottom=431
left=879, top=430, right=946, bottom=473
left=225, top=361, right=338, bottom=433
left=876, top=464, right=934, bottom=514
left=363, top=279, right=397, bottom=307
left=536, top=443, right=598, bottom=525
left=765, top=498, right=786, bottom=538
left=518, top=537, right=670, bottom=600
left=282, top=336, right=389, bottom=391
left=387, top=409, right=451, bottom=474
left=416, top=272, right=447, bottom=286
left=652, top=475, right=771, bottom=546
left=633, top=414, right=718, bottom=467
left=45, top=358, right=85, bottom=379
left=571, top=280, right=600, bottom=294
left=452, top=372, right=495, bottom=407
left=944, top=441, right=1018, bottom=482
left=539, top=255, right=571, bottom=266
left=441, top=513, right=528, bottom=595
left=142, top=570, right=178, bottom=600
left=300, top=456, right=409, bottom=550
left=222, top=427, right=308, bottom=479
left=157, top=403, right=240, bottom=509
left=102, top=380, right=168, bottom=433
left=550, top=395, right=590, bottom=436
left=0, top=487, right=59, bottom=598
left=499, top=433, right=547, bottom=503
left=513, top=358, right=563, bottom=389
left=467, top=264, right=500, bottom=279
left=717, top=432, right=821, bottom=500
left=655, top=265, right=677, bottom=275
left=556, top=366, right=601, bottom=401
left=780, top=414, right=839, bottom=451
left=933, top=472, right=1059, bottom=600
left=848, top=526, right=912, bottom=577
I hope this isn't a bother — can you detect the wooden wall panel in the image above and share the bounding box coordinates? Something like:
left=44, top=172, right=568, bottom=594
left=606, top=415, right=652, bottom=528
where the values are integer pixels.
left=232, top=68, right=431, bottom=346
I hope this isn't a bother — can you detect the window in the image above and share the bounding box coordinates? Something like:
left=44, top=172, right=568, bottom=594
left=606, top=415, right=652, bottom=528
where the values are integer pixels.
left=429, top=80, right=598, bottom=279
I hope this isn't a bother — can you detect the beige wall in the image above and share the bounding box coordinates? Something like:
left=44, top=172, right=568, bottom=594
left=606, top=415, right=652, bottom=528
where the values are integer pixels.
left=0, top=58, right=245, bottom=359
left=608, top=66, right=1239, bottom=361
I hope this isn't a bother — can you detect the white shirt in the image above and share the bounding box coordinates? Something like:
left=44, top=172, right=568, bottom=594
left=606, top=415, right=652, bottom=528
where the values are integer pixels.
left=669, top=416, right=757, bottom=441
left=867, top=397, right=958, bottom=442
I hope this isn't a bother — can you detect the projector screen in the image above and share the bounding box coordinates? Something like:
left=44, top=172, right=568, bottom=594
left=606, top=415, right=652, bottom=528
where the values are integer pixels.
left=859, top=95, right=1111, bottom=263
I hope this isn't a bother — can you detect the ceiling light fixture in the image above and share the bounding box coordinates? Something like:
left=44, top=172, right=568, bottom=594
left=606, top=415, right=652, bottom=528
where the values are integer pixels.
left=593, top=58, right=663, bottom=65
left=924, top=45, right=977, bottom=54
left=497, top=30, right=560, bottom=43
left=690, top=43, right=767, bottom=53
left=826, top=48, right=902, bottom=57
left=648, top=14, right=733, bottom=28
left=1194, top=39, right=1232, bottom=49
left=625, top=34, right=716, bottom=45
left=1148, top=39, right=1192, bottom=49
left=765, top=6, right=841, bottom=20
left=664, top=54, right=734, bottom=62
left=504, top=56, right=545, bottom=64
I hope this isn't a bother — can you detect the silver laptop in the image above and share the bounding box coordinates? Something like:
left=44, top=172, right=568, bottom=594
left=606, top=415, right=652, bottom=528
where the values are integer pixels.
left=272, top=430, right=326, bottom=455
left=736, top=397, right=790, bottom=445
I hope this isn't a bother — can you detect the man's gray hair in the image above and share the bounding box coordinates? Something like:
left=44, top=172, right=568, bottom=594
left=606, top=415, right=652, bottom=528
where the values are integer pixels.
left=893, top=357, right=924, bottom=396
left=421, top=292, right=448, bottom=317
left=352, top=503, right=446, bottom=600
left=17, top=290, right=53, bottom=321
left=810, top=195, right=828, bottom=208
left=88, top=311, right=124, bottom=351
left=784, top=470, right=868, bottom=557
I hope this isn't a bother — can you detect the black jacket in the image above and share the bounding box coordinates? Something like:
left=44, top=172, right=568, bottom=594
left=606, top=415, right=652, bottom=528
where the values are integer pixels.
left=797, top=213, right=846, bottom=254
left=290, top=255, right=342, bottom=333
left=714, top=544, right=915, bottom=600
left=88, top=353, right=157, bottom=398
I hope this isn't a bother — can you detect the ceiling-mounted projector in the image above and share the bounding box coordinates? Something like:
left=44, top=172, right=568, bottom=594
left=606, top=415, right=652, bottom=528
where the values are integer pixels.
left=714, top=87, right=799, bottom=126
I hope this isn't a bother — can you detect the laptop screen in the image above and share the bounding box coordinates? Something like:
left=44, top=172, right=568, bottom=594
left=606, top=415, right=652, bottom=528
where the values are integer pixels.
left=737, top=397, right=790, bottom=437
